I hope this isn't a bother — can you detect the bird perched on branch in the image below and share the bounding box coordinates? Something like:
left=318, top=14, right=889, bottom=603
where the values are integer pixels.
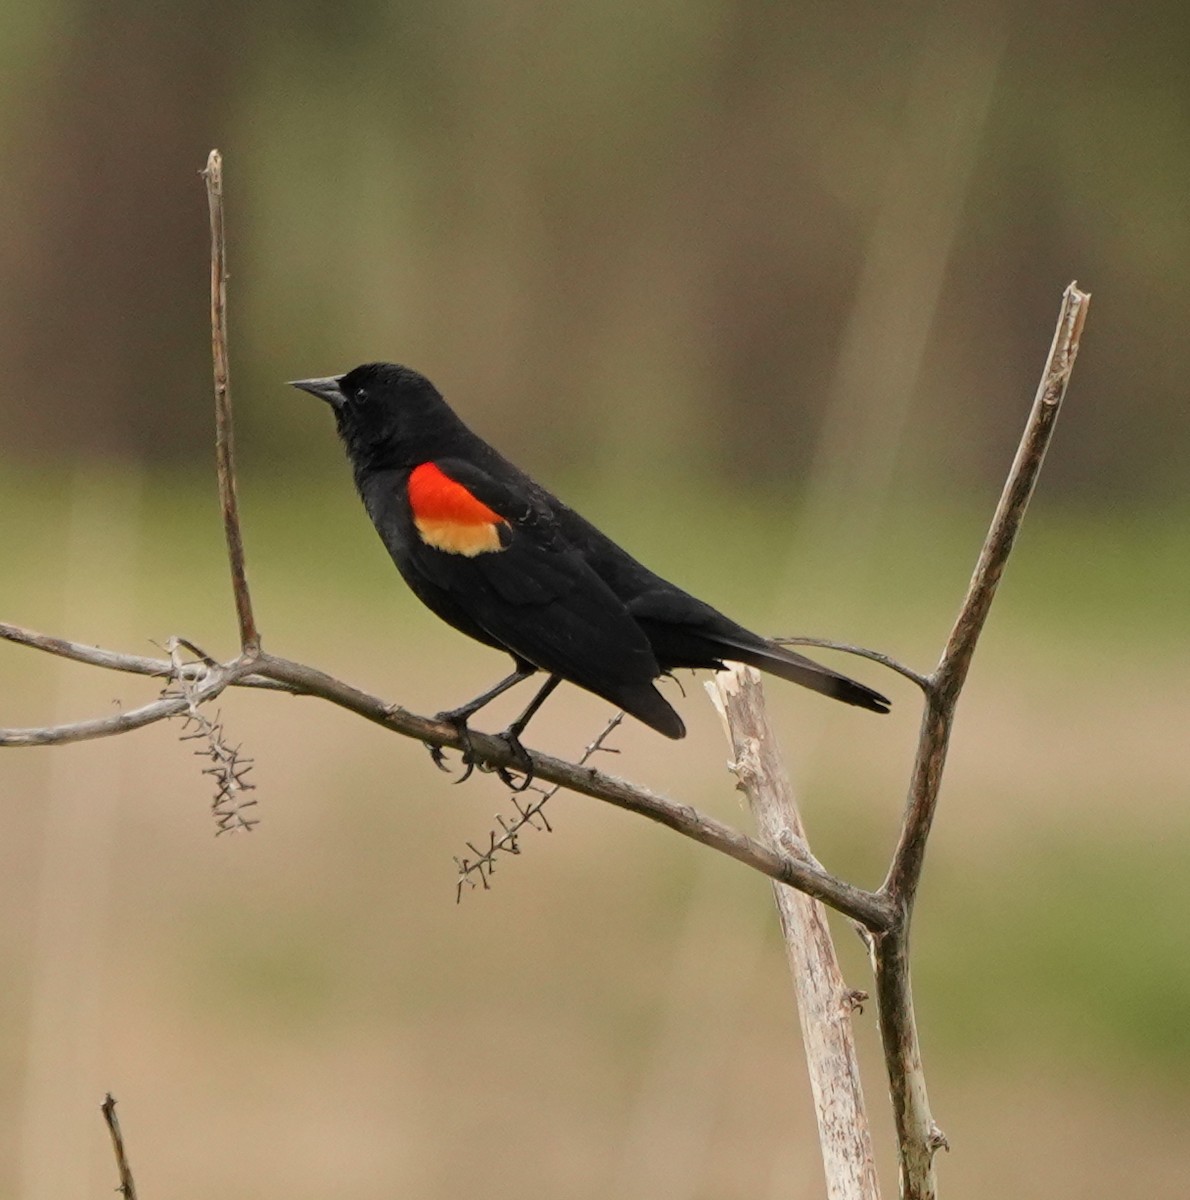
left=292, top=363, right=889, bottom=784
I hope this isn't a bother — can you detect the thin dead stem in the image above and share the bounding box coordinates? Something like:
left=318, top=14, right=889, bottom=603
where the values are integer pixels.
left=454, top=711, right=625, bottom=899
left=712, top=667, right=881, bottom=1200
left=100, top=1094, right=139, bottom=1200
left=773, top=636, right=930, bottom=692
left=0, top=622, right=292, bottom=690
left=885, top=281, right=1089, bottom=907
left=164, top=638, right=258, bottom=832
left=871, top=281, right=1090, bottom=1200
left=202, top=149, right=258, bottom=655
left=0, top=652, right=256, bottom=747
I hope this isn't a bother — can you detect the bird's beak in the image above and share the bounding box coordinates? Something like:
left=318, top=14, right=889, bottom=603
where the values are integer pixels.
left=289, top=375, right=346, bottom=409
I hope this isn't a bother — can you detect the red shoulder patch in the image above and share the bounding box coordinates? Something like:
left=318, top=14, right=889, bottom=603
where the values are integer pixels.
left=408, top=462, right=502, bottom=525
left=407, top=462, right=506, bottom=556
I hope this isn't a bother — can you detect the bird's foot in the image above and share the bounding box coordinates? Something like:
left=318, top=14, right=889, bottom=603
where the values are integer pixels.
left=494, top=728, right=535, bottom=792
left=426, top=711, right=479, bottom=783
left=426, top=712, right=535, bottom=789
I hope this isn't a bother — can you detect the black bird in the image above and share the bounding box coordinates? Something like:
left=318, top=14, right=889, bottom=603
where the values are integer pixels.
left=292, top=363, right=889, bottom=780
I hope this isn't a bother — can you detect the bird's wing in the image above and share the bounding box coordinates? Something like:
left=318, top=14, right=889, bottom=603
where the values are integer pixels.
left=402, top=458, right=663, bottom=694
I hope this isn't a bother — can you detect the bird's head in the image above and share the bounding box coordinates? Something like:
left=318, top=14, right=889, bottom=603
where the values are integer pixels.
left=291, top=362, right=464, bottom=468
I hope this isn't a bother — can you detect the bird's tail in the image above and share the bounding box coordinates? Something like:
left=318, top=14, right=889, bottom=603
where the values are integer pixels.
left=612, top=682, right=687, bottom=739
left=709, top=634, right=891, bottom=714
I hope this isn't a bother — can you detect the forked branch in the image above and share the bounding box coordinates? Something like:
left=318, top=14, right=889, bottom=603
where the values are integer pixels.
left=711, top=283, right=1088, bottom=1200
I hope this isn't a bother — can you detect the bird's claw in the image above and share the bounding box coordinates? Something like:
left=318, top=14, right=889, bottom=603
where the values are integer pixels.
left=495, top=729, right=535, bottom=791
left=426, top=712, right=479, bottom=783
left=427, top=742, right=452, bottom=773
left=425, top=713, right=534, bottom=789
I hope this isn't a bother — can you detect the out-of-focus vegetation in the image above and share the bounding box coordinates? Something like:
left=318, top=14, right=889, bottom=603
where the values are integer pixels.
left=3, top=1, right=1190, bottom=506
left=2, top=2, right=1188, bottom=1198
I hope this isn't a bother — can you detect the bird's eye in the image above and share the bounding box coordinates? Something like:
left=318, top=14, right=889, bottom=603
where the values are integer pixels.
left=354, top=387, right=368, bottom=403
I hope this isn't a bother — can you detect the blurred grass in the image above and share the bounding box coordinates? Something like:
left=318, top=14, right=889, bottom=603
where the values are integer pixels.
left=920, top=829, right=1190, bottom=1078
left=2, top=459, right=1188, bottom=1197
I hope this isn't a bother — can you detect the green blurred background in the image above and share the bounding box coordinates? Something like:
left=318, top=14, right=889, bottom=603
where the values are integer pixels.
left=2, top=1, right=1188, bottom=1196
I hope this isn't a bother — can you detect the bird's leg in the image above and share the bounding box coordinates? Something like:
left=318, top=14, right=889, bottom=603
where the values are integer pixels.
left=494, top=674, right=563, bottom=791
left=426, top=666, right=536, bottom=781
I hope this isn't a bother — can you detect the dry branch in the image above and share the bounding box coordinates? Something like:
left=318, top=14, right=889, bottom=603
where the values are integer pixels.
left=455, top=711, right=625, bottom=898
left=774, top=636, right=930, bottom=692
left=0, top=621, right=290, bottom=690
left=0, top=654, right=259, bottom=746
left=100, top=1094, right=139, bottom=1200
left=712, top=667, right=881, bottom=1200
left=0, top=622, right=895, bottom=927
left=872, top=280, right=1090, bottom=1200
left=202, top=149, right=258, bottom=654
left=885, top=281, right=1089, bottom=905
left=236, top=654, right=901, bottom=928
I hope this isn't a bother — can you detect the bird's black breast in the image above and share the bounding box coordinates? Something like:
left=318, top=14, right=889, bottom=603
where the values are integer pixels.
left=353, top=465, right=508, bottom=653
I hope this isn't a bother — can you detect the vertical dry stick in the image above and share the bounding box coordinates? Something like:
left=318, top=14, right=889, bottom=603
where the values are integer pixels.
left=886, top=283, right=1090, bottom=902
left=875, top=281, right=1090, bottom=1200
left=100, top=1094, right=139, bottom=1200
left=711, top=667, right=881, bottom=1200
left=201, top=149, right=259, bottom=655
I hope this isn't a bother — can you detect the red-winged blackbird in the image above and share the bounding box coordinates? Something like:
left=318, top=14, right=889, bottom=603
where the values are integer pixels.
left=292, top=363, right=889, bottom=778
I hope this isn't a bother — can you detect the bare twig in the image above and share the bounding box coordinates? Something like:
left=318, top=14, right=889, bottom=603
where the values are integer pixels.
left=0, top=621, right=291, bottom=690
left=100, top=1094, right=139, bottom=1200
left=0, top=621, right=175, bottom=679
left=0, top=694, right=190, bottom=747
left=202, top=149, right=258, bottom=655
left=773, top=636, right=930, bottom=692
left=711, top=666, right=881, bottom=1200
left=886, top=281, right=1089, bottom=905
left=873, top=281, right=1090, bottom=1200
left=455, top=711, right=624, bottom=898
left=933, top=287, right=1090, bottom=700
left=0, top=654, right=257, bottom=746
left=165, top=639, right=257, bottom=832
